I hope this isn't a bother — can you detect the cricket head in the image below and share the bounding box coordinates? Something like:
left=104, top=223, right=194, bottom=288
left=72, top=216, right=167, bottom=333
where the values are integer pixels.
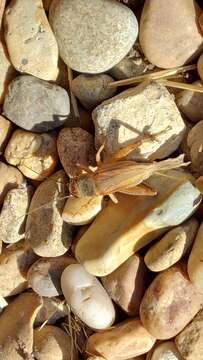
left=69, top=174, right=97, bottom=197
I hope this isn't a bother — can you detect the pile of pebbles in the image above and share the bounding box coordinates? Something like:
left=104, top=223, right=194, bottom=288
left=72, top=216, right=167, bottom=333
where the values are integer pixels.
left=1, top=0, right=203, bottom=359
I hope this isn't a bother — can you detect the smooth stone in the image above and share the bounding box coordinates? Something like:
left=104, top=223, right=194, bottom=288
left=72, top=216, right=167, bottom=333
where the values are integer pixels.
left=0, top=115, right=12, bottom=152
left=0, top=161, right=24, bottom=204
left=3, top=75, right=70, bottom=132
left=148, top=342, right=182, bottom=360
left=75, top=171, right=201, bottom=276
left=188, top=222, right=203, bottom=293
left=187, top=120, right=203, bottom=175
left=49, top=0, right=138, bottom=73
left=93, top=81, right=186, bottom=161
left=139, top=0, right=203, bottom=68
left=177, top=81, right=203, bottom=123
left=0, top=35, right=16, bottom=104
left=4, top=0, right=58, bottom=81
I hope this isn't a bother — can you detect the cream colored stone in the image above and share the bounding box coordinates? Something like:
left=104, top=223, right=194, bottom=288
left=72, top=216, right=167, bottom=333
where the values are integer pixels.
left=187, top=120, right=203, bottom=175
left=62, top=196, right=104, bottom=225
left=148, top=342, right=182, bottom=360
left=75, top=171, right=201, bottom=276
left=49, top=0, right=138, bottom=74
left=177, top=81, right=203, bottom=123
left=0, top=35, right=16, bottom=104
left=188, top=222, right=203, bottom=293
left=93, top=82, right=186, bottom=161
left=0, top=115, right=12, bottom=153
left=4, top=0, right=58, bottom=80
left=0, top=292, right=42, bottom=360
left=0, top=161, right=24, bottom=204
left=5, top=129, right=58, bottom=180
left=139, top=0, right=203, bottom=68
left=86, top=318, right=156, bottom=360
left=144, top=218, right=198, bottom=272
left=34, top=297, right=68, bottom=326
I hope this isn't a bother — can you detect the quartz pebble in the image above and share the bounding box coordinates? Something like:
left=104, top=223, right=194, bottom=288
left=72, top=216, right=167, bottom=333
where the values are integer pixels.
left=0, top=114, right=12, bottom=152
left=139, top=0, right=203, bottom=68
left=0, top=35, right=16, bottom=104
left=0, top=161, right=24, bottom=204
left=49, top=0, right=138, bottom=74
left=5, top=129, right=58, bottom=180
left=144, top=218, right=198, bottom=272
left=34, top=297, right=68, bottom=326
left=71, top=74, right=117, bottom=110
left=177, top=81, right=203, bottom=123
left=75, top=171, right=201, bottom=276
left=86, top=318, right=156, bottom=360
left=102, top=254, right=148, bottom=316
left=4, top=0, right=58, bottom=81
left=57, top=127, right=96, bottom=177
left=147, top=342, right=182, bottom=360
left=26, top=170, right=74, bottom=257
left=3, top=75, right=70, bottom=132
left=187, top=120, right=203, bottom=175
left=93, top=81, right=185, bottom=161
left=188, top=222, right=203, bottom=293
left=61, top=264, right=115, bottom=330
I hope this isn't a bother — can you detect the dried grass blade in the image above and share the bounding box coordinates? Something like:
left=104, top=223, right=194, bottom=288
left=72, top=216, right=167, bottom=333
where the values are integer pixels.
left=158, top=79, right=203, bottom=93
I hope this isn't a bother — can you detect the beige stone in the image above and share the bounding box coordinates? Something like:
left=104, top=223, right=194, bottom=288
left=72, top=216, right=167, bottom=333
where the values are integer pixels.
left=147, top=342, right=182, bottom=360
left=0, top=115, right=12, bottom=153
left=5, top=129, right=58, bottom=180
left=93, top=82, right=186, bottom=161
left=139, top=0, right=203, bottom=68
left=0, top=292, right=42, bottom=360
left=0, top=240, right=38, bottom=297
left=4, top=0, right=58, bottom=81
left=75, top=171, right=201, bottom=276
left=102, top=254, right=148, bottom=316
left=86, top=318, right=156, bottom=360
left=25, top=170, right=74, bottom=257
left=0, top=161, right=24, bottom=204
left=49, top=0, right=138, bottom=74
left=140, top=264, right=202, bottom=340
left=188, top=222, right=203, bottom=293
left=187, top=120, right=203, bottom=175
left=177, top=81, right=203, bottom=123
left=0, top=34, right=16, bottom=104
left=34, top=297, right=68, bottom=326
left=144, top=218, right=198, bottom=272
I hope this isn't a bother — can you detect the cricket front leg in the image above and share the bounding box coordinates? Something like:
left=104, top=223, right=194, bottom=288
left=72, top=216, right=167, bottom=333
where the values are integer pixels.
left=119, top=183, right=157, bottom=196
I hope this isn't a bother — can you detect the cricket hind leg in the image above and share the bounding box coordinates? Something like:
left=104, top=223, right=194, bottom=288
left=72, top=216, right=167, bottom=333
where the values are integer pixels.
left=119, top=183, right=157, bottom=196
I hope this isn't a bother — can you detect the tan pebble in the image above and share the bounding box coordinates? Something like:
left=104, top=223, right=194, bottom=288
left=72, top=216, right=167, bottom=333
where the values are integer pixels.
left=86, top=318, right=156, bottom=360
left=34, top=297, right=68, bottom=326
left=34, top=325, right=76, bottom=360
left=0, top=240, right=38, bottom=297
left=0, top=34, right=16, bottom=104
left=62, top=195, right=104, bottom=225
left=187, top=120, right=203, bottom=175
left=0, top=292, right=42, bottom=360
left=71, top=74, right=117, bottom=110
left=139, top=0, right=203, bottom=68
left=188, top=222, right=203, bottom=293
left=0, top=115, right=12, bottom=152
left=5, top=129, right=58, bottom=180
left=144, top=218, right=199, bottom=272
left=147, top=342, right=182, bottom=360
left=93, top=81, right=186, bottom=161
left=49, top=0, right=138, bottom=74
left=25, top=170, right=74, bottom=257
left=175, top=308, right=203, bottom=360
left=0, top=161, right=24, bottom=204
left=177, top=81, right=203, bottom=123
left=4, top=0, right=58, bottom=81
left=102, top=254, right=148, bottom=316
left=140, top=264, right=202, bottom=340
left=28, top=255, right=76, bottom=297
left=57, top=127, right=96, bottom=177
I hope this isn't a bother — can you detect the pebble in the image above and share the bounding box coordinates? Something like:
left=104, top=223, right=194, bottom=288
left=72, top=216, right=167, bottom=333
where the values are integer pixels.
left=75, top=171, right=201, bottom=276
left=61, top=264, right=115, bottom=330
left=3, top=75, right=70, bottom=132
left=34, top=297, right=68, bottom=326
left=4, top=0, right=58, bottom=81
left=57, top=127, right=96, bottom=178
left=188, top=222, right=203, bottom=293
left=147, top=342, right=182, bottom=360
left=0, top=114, right=12, bottom=152
left=139, top=0, right=203, bottom=68
left=0, top=184, right=33, bottom=244
left=177, top=81, right=203, bottom=123
left=33, top=325, right=76, bottom=360
left=175, top=308, right=203, bottom=360
left=197, top=53, right=203, bottom=81
left=140, top=264, right=202, bottom=340
left=28, top=256, right=76, bottom=297
left=187, top=120, right=203, bottom=175
left=0, top=35, right=16, bottom=104
left=0, top=292, right=42, bottom=360
left=49, top=0, right=138, bottom=73
left=25, top=170, right=74, bottom=257
left=62, top=195, right=104, bottom=225
left=102, top=254, right=148, bottom=316
left=144, top=218, right=198, bottom=272
left=86, top=318, right=156, bottom=360
left=5, top=129, right=58, bottom=180
left=0, top=161, right=24, bottom=204
left=71, top=74, right=117, bottom=110
left=93, top=81, right=186, bottom=161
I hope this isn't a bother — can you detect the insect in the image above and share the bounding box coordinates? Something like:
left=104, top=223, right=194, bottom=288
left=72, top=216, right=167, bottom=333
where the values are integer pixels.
left=69, top=133, right=189, bottom=203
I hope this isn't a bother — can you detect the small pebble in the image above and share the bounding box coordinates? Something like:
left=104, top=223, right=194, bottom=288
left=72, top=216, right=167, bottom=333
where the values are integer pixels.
left=177, top=81, right=203, bottom=123
left=0, top=114, right=12, bottom=152
left=188, top=222, right=203, bottom=293
left=147, top=342, right=182, bottom=360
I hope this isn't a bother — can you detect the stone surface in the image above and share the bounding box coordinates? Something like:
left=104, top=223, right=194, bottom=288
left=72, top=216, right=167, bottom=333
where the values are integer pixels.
left=0, top=115, right=12, bottom=152
left=49, top=0, right=138, bottom=73
left=147, top=342, right=182, bottom=360
left=4, top=0, right=58, bottom=81
left=71, top=74, right=117, bottom=110
left=5, top=129, right=58, bottom=180
left=75, top=171, right=201, bottom=276
left=0, top=161, right=24, bottom=204
left=139, top=0, right=203, bottom=68
left=3, top=75, right=70, bottom=132
left=93, top=81, right=186, bottom=161
left=26, top=170, right=74, bottom=257
left=0, top=34, right=16, bottom=104
left=187, top=120, right=203, bottom=175
left=177, top=81, right=203, bottom=123
left=188, top=222, right=203, bottom=293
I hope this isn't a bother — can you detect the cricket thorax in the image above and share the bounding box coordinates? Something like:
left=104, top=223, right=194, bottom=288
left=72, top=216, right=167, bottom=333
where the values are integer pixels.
left=70, top=174, right=97, bottom=197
